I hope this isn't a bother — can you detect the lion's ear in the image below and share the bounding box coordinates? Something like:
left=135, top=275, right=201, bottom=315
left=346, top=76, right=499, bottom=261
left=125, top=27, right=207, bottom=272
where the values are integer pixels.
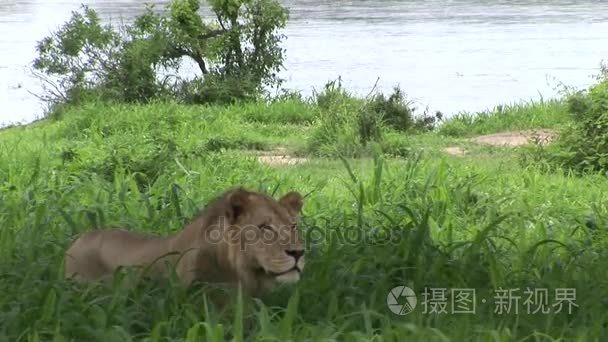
left=279, top=191, right=303, bottom=215
left=227, top=188, right=250, bottom=221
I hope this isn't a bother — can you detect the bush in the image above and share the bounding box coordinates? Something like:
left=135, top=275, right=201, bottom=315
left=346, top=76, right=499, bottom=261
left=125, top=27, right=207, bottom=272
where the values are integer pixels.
left=366, top=86, right=440, bottom=133
left=204, top=135, right=268, bottom=151
left=307, top=80, right=365, bottom=157
left=357, top=105, right=383, bottom=145
left=309, top=79, right=387, bottom=155
left=379, top=132, right=412, bottom=158
left=32, top=0, right=289, bottom=111
left=549, top=76, right=608, bottom=173
left=367, top=87, right=413, bottom=131
left=176, top=73, right=259, bottom=105
left=307, top=82, right=438, bottom=157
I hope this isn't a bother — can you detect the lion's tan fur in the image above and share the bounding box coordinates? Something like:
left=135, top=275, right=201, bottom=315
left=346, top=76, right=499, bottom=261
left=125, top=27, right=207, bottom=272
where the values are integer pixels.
left=64, top=187, right=305, bottom=297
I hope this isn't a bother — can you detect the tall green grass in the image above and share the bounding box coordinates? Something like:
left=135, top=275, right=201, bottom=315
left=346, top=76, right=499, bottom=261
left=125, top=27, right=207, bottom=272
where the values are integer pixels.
left=0, top=100, right=606, bottom=340
left=439, top=98, right=569, bottom=137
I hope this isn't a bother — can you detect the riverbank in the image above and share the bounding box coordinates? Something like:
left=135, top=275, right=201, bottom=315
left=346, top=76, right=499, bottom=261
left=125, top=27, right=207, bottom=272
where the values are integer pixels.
left=4, top=0, right=608, bottom=129
left=0, top=96, right=606, bottom=340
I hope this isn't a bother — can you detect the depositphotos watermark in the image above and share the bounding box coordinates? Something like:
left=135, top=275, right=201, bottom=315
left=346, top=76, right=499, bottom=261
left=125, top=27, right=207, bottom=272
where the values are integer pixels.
left=386, top=286, right=579, bottom=316
left=201, top=217, right=405, bottom=250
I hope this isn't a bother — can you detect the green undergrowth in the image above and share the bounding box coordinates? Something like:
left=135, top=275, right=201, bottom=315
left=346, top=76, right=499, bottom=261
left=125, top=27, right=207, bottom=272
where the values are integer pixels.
left=439, top=98, right=569, bottom=137
left=0, top=98, right=606, bottom=340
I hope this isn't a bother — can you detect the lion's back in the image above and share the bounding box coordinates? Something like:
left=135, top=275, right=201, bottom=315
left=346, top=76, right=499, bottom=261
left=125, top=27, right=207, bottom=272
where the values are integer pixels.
left=64, top=229, right=166, bottom=280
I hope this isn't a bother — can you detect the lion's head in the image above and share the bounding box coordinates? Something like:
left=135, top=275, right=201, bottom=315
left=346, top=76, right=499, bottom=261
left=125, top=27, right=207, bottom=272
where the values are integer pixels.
left=205, top=187, right=306, bottom=293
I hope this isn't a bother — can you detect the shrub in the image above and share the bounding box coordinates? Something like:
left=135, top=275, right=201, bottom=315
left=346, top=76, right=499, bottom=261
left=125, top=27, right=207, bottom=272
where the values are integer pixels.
left=549, top=76, right=608, bottom=173
left=437, top=113, right=471, bottom=137
left=307, top=80, right=364, bottom=157
left=312, top=78, right=353, bottom=110
left=32, top=0, right=289, bottom=111
left=176, top=73, right=259, bottom=105
left=379, top=132, right=412, bottom=158
left=204, top=135, right=268, bottom=151
left=307, top=106, right=361, bottom=158
left=365, top=86, right=440, bottom=134
left=367, top=86, right=414, bottom=131
left=357, top=107, right=383, bottom=145
left=307, top=82, right=438, bottom=157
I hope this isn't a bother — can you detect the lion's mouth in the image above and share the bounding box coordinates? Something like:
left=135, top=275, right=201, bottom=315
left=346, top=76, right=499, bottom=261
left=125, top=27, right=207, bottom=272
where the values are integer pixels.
left=263, top=266, right=300, bottom=277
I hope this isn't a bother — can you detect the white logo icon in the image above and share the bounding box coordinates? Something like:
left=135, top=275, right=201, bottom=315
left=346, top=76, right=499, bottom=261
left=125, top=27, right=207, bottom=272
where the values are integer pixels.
left=387, top=286, right=417, bottom=315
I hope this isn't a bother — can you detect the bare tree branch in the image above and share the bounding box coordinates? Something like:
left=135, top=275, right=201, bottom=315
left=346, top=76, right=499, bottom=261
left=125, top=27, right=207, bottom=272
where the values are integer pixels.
left=169, top=46, right=209, bottom=75
left=215, top=12, right=227, bottom=31
left=191, top=53, right=209, bottom=74
left=365, top=77, right=381, bottom=99
left=28, top=69, right=69, bottom=103
left=199, top=28, right=227, bottom=40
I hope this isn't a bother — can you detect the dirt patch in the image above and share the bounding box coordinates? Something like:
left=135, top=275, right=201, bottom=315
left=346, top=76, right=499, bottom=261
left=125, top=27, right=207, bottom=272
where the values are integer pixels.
left=471, top=129, right=556, bottom=147
left=444, top=129, right=557, bottom=157
left=256, top=148, right=309, bottom=166
left=257, top=155, right=309, bottom=165
left=444, top=146, right=467, bottom=156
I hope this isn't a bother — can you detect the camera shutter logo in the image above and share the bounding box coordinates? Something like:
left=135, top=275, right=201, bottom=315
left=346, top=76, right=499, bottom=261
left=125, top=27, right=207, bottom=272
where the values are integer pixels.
left=387, top=286, right=417, bottom=315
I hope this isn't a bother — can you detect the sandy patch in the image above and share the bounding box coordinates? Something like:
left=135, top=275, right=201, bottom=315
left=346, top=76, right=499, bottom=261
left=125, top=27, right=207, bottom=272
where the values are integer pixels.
left=256, top=148, right=309, bottom=166
left=257, top=155, right=309, bottom=165
left=470, top=129, right=556, bottom=147
left=444, top=146, right=467, bottom=156
left=444, top=129, right=556, bottom=157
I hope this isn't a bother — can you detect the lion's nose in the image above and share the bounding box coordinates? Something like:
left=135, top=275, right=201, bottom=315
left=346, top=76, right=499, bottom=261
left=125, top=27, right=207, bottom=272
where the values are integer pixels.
left=285, top=249, right=304, bottom=261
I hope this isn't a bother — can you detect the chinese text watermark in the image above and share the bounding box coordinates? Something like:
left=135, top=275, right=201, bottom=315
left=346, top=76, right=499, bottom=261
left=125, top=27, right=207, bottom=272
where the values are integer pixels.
left=387, top=286, right=578, bottom=315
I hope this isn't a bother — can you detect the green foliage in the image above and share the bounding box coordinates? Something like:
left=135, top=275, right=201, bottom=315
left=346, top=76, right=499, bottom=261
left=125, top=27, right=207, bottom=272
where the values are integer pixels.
left=32, top=0, right=289, bottom=110
left=439, top=99, right=569, bottom=137
left=365, top=86, right=440, bottom=133
left=176, top=73, right=259, bottom=105
left=312, top=78, right=356, bottom=110
left=240, top=99, right=315, bottom=125
left=306, top=80, right=365, bottom=157
left=367, top=86, right=414, bottom=131
left=307, top=82, right=438, bottom=157
left=204, top=135, right=268, bottom=151
left=32, top=7, right=124, bottom=106
left=0, top=100, right=608, bottom=340
left=357, top=105, right=383, bottom=145
left=549, top=77, right=608, bottom=173
left=379, top=132, right=412, bottom=157
left=210, top=0, right=289, bottom=87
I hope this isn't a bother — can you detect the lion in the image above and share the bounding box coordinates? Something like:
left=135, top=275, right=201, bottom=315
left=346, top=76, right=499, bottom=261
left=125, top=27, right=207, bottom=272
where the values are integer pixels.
left=63, top=187, right=306, bottom=298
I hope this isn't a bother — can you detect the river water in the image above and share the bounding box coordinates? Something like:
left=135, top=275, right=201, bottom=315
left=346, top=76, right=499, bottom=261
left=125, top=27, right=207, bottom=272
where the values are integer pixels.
left=1, top=0, right=608, bottom=127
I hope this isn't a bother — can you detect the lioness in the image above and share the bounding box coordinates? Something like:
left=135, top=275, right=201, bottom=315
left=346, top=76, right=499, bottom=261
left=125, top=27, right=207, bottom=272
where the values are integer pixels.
left=64, top=187, right=306, bottom=297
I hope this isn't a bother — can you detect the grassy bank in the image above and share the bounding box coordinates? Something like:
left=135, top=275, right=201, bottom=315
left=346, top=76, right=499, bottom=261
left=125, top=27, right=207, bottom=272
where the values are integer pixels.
left=438, top=98, right=570, bottom=137
left=0, top=97, right=607, bottom=341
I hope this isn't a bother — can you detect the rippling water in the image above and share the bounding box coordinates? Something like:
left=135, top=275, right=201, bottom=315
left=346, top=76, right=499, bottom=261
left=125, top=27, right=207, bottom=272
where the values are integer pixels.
left=1, top=0, right=608, bottom=127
